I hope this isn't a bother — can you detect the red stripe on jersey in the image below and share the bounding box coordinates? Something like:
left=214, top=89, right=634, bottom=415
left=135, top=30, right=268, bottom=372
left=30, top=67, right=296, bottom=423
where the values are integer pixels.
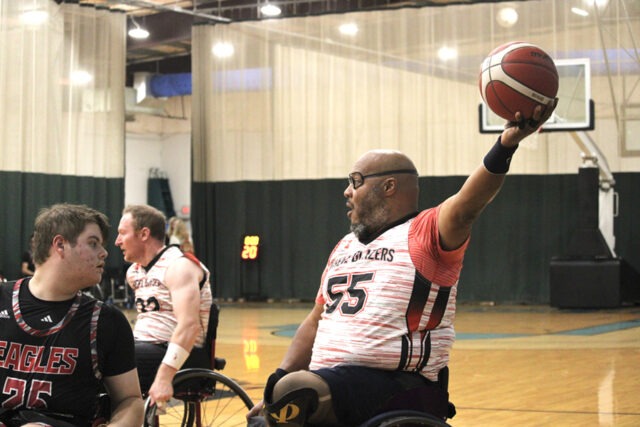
left=425, top=286, right=451, bottom=330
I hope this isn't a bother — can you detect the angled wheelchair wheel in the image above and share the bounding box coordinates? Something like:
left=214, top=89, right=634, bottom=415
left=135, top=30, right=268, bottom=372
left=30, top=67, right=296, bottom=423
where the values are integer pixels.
left=144, top=368, right=254, bottom=427
left=361, top=410, right=452, bottom=427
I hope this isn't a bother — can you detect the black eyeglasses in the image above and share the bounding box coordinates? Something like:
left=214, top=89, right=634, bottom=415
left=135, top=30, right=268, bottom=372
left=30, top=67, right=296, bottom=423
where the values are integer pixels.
left=348, top=169, right=418, bottom=190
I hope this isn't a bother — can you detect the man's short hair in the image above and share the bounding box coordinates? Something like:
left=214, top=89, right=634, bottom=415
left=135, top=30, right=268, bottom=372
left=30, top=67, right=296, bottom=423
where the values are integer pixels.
left=32, top=203, right=110, bottom=265
left=123, top=205, right=167, bottom=242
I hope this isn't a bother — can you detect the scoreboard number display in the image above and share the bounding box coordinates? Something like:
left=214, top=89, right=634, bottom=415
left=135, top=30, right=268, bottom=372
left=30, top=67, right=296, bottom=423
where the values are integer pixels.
left=241, top=235, right=260, bottom=261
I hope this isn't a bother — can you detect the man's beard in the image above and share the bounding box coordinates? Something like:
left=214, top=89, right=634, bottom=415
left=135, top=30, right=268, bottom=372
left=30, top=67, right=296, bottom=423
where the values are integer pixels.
left=350, top=191, right=388, bottom=242
left=350, top=223, right=371, bottom=241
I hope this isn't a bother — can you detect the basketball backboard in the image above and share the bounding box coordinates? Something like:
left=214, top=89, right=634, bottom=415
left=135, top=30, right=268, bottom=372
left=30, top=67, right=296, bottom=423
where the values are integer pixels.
left=479, top=58, right=594, bottom=133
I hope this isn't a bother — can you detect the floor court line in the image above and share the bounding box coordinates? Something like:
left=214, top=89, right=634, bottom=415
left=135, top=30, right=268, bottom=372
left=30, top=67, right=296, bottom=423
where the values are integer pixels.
left=271, top=320, right=640, bottom=339
left=126, top=303, right=640, bottom=426
left=223, top=303, right=640, bottom=426
left=457, top=407, right=640, bottom=417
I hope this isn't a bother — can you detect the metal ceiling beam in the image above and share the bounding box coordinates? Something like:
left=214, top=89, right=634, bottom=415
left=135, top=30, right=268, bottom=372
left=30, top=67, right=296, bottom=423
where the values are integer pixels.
left=109, top=0, right=231, bottom=22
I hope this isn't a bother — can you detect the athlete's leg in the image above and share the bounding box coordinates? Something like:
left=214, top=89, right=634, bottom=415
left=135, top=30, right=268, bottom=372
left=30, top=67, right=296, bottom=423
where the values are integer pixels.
left=134, top=341, right=166, bottom=394
left=313, top=366, right=447, bottom=425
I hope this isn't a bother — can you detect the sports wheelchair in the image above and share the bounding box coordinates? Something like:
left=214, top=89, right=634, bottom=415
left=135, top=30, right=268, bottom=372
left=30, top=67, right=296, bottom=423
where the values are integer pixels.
left=143, top=304, right=254, bottom=427
left=359, top=366, right=454, bottom=427
left=141, top=304, right=453, bottom=427
left=360, top=410, right=451, bottom=427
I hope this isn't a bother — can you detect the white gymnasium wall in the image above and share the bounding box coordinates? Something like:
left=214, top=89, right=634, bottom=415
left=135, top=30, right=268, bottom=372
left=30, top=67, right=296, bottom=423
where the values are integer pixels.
left=162, top=133, right=192, bottom=216
left=124, top=132, right=191, bottom=215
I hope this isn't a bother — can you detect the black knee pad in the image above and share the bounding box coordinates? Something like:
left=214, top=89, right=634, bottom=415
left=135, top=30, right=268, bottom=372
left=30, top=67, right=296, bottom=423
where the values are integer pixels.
left=264, top=388, right=319, bottom=426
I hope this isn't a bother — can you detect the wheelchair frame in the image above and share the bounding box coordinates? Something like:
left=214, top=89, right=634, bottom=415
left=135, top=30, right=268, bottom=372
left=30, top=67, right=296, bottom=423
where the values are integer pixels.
left=361, top=409, right=452, bottom=427
left=141, top=304, right=454, bottom=427
left=142, top=304, right=255, bottom=426
left=143, top=368, right=254, bottom=427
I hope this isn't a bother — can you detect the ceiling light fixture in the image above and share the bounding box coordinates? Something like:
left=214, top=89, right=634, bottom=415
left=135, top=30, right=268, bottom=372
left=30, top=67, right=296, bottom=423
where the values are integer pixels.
left=19, top=9, right=48, bottom=26
left=339, top=23, right=359, bottom=36
left=437, top=46, right=457, bottom=62
left=128, top=17, right=149, bottom=39
left=496, top=6, right=519, bottom=28
left=571, top=7, right=589, bottom=17
left=592, top=0, right=609, bottom=9
left=581, top=0, right=609, bottom=10
left=70, top=70, right=93, bottom=86
left=260, top=3, right=281, bottom=17
left=212, top=42, right=235, bottom=58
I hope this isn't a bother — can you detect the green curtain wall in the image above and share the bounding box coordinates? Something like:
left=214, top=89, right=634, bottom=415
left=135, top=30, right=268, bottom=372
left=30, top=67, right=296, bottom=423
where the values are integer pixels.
left=192, top=173, right=640, bottom=304
left=4, top=171, right=635, bottom=303
left=0, top=171, right=125, bottom=281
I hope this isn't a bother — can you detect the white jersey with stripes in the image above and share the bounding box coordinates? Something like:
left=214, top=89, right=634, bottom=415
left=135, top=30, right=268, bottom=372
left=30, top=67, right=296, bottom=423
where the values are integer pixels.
left=127, top=245, right=213, bottom=347
left=310, top=206, right=468, bottom=381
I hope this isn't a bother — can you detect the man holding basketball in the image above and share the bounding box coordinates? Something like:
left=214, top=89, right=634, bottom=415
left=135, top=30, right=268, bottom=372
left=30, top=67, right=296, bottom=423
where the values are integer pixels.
left=247, top=101, right=557, bottom=426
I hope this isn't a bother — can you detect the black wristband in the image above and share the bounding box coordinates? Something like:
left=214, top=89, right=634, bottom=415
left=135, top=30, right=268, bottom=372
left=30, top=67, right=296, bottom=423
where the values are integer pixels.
left=483, top=136, right=518, bottom=174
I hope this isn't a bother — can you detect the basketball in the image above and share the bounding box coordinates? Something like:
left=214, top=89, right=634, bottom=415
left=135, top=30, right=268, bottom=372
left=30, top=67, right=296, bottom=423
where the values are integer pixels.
left=479, top=42, right=559, bottom=122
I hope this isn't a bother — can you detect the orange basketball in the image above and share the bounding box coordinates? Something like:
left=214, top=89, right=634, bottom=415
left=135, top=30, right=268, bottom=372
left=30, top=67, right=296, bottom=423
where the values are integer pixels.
left=479, top=42, right=559, bottom=122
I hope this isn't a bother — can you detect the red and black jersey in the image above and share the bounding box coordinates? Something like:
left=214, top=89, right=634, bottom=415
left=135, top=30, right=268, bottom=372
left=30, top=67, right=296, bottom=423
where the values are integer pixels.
left=0, top=279, right=135, bottom=426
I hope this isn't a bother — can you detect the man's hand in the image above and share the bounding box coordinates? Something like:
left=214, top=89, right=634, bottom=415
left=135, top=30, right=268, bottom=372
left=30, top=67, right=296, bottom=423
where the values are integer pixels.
left=246, top=399, right=265, bottom=420
left=147, top=364, right=177, bottom=412
left=501, top=98, right=558, bottom=147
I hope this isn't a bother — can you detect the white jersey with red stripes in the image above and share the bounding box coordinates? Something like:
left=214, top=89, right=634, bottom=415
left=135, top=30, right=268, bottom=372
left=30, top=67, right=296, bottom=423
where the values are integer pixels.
left=127, top=246, right=213, bottom=347
left=310, top=206, right=468, bottom=381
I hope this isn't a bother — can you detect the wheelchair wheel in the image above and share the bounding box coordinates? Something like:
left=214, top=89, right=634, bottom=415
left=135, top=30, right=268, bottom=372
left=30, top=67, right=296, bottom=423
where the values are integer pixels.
left=361, top=410, right=452, bottom=427
left=144, top=368, right=254, bottom=427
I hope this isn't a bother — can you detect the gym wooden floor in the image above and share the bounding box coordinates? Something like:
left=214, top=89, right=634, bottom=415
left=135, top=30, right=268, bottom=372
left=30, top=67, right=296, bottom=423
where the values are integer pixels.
left=127, top=302, right=640, bottom=426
